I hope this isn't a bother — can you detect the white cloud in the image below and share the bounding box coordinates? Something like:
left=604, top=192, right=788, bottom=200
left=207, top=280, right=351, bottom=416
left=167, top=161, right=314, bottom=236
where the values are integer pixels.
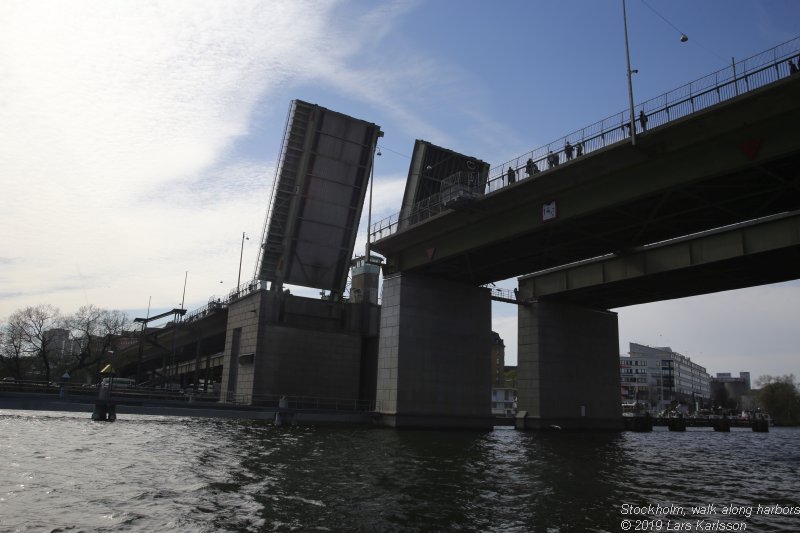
left=0, top=0, right=348, bottom=315
left=1, top=0, right=487, bottom=319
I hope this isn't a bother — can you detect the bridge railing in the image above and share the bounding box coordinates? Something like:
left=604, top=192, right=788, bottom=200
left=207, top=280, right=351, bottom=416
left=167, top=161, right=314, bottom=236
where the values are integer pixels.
left=484, top=286, right=519, bottom=303
left=370, top=35, right=800, bottom=241
left=485, top=36, right=799, bottom=191
left=182, top=279, right=267, bottom=324
left=224, top=391, right=376, bottom=412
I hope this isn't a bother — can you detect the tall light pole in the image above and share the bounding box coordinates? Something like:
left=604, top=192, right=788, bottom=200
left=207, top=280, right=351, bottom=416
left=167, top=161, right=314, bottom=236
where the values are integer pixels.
left=237, top=232, right=249, bottom=293
left=365, top=147, right=380, bottom=261
left=623, top=0, right=688, bottom=147
left=623, top=0, right=637, bottom=146
left=180, top=270, right=188, bottom=311
left=169, top=271, right=188, bottom=387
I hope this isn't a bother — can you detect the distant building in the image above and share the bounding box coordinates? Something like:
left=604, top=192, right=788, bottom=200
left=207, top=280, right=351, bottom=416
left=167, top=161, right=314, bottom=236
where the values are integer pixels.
left=44, top=328, right=81, bottom=366
left=620, top=342, right=710, bottom=410
left=490, top=332, right=516, bottom=416
left=490, top=331, right=505, bottom=387
left=710, top=372, right=751, bottom=409
left=491, top=387, right=517, bottom=416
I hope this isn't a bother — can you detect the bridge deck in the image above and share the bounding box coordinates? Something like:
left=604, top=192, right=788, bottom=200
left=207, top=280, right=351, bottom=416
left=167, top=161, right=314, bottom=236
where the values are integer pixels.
left=373, top=74, right=800, bottom=286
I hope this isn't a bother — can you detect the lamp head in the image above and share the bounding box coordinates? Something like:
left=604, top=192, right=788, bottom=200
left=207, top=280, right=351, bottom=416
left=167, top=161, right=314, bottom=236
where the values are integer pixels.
left=680, top=34, right=688, bottom=43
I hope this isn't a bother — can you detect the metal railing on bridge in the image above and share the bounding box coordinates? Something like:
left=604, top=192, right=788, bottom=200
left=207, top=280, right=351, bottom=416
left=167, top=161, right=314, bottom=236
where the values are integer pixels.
left=370, top=36, right=800, bottom=242
left=182, top=279, right=268, bottom=323
left=484, top=286, right=520, bottom=304
left=0, top=380, right=201, bottom=402
left=224, top=392, right=376, bottom=412
left=0, top=381, right=375, bottom=412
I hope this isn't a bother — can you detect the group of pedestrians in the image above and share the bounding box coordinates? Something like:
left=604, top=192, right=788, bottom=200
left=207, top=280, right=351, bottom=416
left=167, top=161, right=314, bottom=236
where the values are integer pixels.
left=501, top=105, right=652, bottom=187
left=499, top=53, right=800, bottom=190
left=503, top=139, right=587, bottom=186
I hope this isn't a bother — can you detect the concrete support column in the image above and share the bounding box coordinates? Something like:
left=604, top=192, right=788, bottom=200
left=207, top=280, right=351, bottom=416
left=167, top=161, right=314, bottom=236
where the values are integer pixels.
left=376, top=272, right=492, bottom=429
left=517, top=298, right=622, bottom=430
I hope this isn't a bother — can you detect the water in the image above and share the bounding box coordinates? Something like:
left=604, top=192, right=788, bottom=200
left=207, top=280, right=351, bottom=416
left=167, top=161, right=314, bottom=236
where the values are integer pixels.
left=1, top=410, right=798, bottom=532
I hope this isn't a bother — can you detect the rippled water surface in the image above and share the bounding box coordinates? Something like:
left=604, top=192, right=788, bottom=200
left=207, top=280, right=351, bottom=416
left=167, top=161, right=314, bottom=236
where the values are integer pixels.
left=1, top=410, right=798, bottom=532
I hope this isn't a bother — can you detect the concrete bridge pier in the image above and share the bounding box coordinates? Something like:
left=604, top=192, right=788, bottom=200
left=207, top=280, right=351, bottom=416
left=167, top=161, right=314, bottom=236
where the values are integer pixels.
left=516, top=295, right=623, bottom=430
left=376, top=272, right=493, bottom=429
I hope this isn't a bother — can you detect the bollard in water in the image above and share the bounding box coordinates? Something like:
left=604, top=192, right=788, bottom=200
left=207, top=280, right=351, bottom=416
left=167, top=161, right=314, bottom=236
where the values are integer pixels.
left=92, top=402, right=108, bottom=421
left=668, top=416, right=687, bottom=432
left=274, top=396, right=294, bottom=426
left=91, top=379, right=116, bottom=422
left=631, top=414, right=653, bottom=432
left=713, top=416, right=731, bottom=432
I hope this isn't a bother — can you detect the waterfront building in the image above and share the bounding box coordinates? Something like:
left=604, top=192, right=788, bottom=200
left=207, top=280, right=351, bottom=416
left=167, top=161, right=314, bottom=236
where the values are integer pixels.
left=709, top=371, right=751, bottom=409
left=620, top=342, right=710, bottom=411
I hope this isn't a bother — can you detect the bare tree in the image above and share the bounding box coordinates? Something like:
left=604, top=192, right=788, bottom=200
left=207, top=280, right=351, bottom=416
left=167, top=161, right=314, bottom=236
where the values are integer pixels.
left=64, top=305, right=133, bottom=380
left=5, top=305, right=61, bottom=382
left=0, top=326, right=26, bottom=379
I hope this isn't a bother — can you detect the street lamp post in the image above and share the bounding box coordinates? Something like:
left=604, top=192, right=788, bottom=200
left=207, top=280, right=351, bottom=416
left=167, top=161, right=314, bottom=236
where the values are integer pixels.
left=623, top=0, right=637, bottom=146
left=237, top=232, right=249, bottom=294
left=622, top=0, right=688, bottom=147
left=365, top=147, right=380, bottom=261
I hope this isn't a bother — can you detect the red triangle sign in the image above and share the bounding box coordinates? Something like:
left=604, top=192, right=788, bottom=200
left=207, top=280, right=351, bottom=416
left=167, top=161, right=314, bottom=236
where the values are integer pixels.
left=738, top=139, right=762, bottom=161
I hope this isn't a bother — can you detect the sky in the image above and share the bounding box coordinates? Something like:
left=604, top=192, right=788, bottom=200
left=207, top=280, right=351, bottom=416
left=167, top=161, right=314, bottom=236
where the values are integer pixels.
left=2, top=0, right=798, bottom=380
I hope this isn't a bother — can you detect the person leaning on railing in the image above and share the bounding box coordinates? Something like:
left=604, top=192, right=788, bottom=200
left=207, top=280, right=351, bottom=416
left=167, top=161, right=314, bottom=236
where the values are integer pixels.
left=506, top=166, right=516, bottom=185
left=525, top=157, right=539, bottom=177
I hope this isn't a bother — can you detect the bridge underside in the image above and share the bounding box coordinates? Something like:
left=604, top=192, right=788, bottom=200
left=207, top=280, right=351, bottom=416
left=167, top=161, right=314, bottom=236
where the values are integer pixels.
left=458, top=154, right=800, bottom=286
left=521, top=211, right=800, bottom=309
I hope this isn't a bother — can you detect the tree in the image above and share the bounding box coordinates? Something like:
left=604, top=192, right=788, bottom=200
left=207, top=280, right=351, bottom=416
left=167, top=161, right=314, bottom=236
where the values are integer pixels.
left=755, top=374, right=800, bottom=426
left=63, top=305, right=133, bottom=382
left=4, top=305, right=61, bottom=382
left=0, top=327, right=26, bottom=379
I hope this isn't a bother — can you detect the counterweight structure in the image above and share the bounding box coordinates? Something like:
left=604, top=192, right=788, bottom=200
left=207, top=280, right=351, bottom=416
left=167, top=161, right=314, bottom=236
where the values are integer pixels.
left=398, top=140, right=490, bottom=230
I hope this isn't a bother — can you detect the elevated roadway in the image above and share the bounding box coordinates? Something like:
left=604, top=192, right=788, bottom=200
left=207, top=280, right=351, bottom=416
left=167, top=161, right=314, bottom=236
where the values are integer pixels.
left=372, top=75, right=800, bottom=286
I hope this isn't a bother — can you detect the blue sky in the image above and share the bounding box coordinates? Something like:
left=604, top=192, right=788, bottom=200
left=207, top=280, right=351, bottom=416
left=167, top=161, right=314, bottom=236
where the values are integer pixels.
left=1, top=0, right=798, bottom=378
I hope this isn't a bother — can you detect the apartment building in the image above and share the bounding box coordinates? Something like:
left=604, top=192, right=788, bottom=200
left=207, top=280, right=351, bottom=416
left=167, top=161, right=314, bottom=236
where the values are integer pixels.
left=620, top=342, right=710, bottom=410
